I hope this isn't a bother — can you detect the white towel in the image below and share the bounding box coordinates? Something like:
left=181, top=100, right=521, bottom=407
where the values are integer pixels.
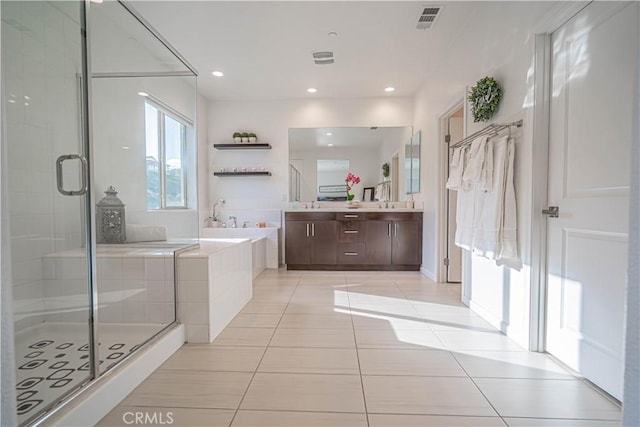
left=496, top=137, right=520, bottom=269
left=462, top=136, right=488, bottom=186
left=479, top=137, right=494, bottom=192
left=126, top=224, right=168, bottom=243
left=446, top=147, right=466, bottom=190
left=471, top=135, right=509, bottom=259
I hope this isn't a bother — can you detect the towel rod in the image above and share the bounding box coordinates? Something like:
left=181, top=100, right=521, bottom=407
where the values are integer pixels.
left=449, top=119, right=523, bottom=149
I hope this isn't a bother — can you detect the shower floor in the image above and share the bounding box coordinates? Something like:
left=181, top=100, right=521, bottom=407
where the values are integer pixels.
left=14, top=322, right=167, bottom=425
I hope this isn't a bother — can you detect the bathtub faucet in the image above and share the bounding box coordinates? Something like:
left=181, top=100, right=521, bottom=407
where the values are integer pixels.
left=228, top=216, right=237, bottom=228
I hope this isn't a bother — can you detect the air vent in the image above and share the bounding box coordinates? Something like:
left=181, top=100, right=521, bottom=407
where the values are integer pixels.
left=416, top=5, right=442, bottom=30
left=312, top=51, right=335, bottom=65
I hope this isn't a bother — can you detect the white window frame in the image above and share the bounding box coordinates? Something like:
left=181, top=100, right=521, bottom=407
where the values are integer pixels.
left=145, top=98, right=191, bottom=210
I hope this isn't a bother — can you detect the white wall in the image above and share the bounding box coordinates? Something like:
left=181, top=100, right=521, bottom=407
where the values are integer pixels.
left=207, top=98, right=414, bottom=218
left=411, top=2, right=555, bottom=348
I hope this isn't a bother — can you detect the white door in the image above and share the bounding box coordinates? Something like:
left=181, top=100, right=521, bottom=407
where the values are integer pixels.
left=446, top=114, right=464, bottom=282
left=546, top=1, right=638, bottom=400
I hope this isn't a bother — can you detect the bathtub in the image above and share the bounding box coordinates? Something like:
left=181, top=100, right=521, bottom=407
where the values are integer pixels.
left=201, top=227, right=279, bottom=270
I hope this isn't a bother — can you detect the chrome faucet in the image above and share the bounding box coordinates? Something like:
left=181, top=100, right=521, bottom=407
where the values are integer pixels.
left=242, top=221, right=251, bottom=228
left=228, top=216, right=237, bottom=228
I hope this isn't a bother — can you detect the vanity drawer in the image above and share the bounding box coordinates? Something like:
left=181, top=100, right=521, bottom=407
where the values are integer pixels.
left=338, top=221, right=365, bottom=242
left=337, top=243, right=366, bottom=264
left=336, top=212, right=365, bottom=221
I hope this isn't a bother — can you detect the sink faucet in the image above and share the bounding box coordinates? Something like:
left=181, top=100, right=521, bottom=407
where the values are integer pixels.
left=228, top=216, right=237, bottom=228
left=242, top=221, right=251, bottom=228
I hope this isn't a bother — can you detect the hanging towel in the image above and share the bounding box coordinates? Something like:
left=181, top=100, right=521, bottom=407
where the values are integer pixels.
left=471, top=135, right=509, bottom=259
left=454, top=184, right=476, bottom=251
left=446, top=147, right=466, bottom=190
left=479, top=137, right=494, bottom=192
left=496, top=137, right=520, bottom=269
left=462, top=136, right=489, bottom=186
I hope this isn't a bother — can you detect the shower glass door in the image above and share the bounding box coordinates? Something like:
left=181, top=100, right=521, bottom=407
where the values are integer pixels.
left=2, top=1, right=94, bottom=425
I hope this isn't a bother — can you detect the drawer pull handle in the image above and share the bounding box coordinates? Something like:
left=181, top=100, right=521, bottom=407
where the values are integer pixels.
left=344, top=230, right=358, bottom=234
left=344, top=214, right=358, bottom=218
left=344, top=252, right=359, bottom=256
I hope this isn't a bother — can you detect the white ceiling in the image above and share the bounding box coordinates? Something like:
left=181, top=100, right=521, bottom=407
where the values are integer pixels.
left=289, top=126, right=409, bottom=151
left=128, top=1, right=559, bottom=102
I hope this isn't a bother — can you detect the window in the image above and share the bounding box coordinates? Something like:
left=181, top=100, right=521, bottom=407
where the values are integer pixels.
left=145, top=101, right=188, bottom=209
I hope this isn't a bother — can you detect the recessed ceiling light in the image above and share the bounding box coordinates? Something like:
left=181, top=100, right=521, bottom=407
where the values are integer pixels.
left=122, top=146, right=130, bottom=150
left=24, top=95, right=30, bottom=100
left=307, top=88, right=317, bottom=93
left=328, top=143, right=334, bottom=147
left=384, top=87, right=395, bottom=92
left=137, top=92, right=149, bottom=97
left=211, top=70, right=224, bottom=77
left=326, top=132, right=332, bottom=136
left=328, top=32, right=338, bottom=37
left=8, top=99, right=15, bottom=104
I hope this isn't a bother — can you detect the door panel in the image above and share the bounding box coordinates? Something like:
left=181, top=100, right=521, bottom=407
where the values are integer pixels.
left=546, top=1, right=637, bottom=400
left=310, top=221, right=337, bottom=264
left=392, top=221, right=421, bottom=265
left=447, top=115, right=464, bottom=282
left=365, top=220, right=392, bottom=264
left=285, top=221, right=310, bottom=265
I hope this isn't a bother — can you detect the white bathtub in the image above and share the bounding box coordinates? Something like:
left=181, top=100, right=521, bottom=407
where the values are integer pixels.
left=201, top=227, right=279, bottom=270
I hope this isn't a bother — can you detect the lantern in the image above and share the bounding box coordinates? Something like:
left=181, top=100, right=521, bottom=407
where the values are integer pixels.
left=96, top=186, right=126, bottom=244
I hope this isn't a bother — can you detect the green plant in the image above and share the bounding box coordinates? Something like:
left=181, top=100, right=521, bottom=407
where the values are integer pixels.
left=248, top=133, right=257, bottom=138
left=233, top=132, right=241, bottom=138
left=468, top=76, right=502, bottom=122
left=382, top=162, right=390, bottom=178
left=241, top=132, right=249, bottom=138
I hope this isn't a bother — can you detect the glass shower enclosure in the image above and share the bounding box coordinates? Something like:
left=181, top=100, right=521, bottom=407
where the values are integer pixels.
left=1, top=1, right=198, bottom=425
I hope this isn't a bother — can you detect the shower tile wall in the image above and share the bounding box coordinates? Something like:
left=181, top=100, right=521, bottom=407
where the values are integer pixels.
left=42, top=251, right=175, bottom=325
left=2, top=1, right=85, bottom=331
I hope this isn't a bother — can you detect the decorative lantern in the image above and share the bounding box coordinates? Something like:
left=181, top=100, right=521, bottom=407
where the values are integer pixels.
left=96, top=186, right=126, bottom=244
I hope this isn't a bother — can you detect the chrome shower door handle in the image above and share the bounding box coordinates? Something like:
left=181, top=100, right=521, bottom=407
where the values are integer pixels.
left=56, top=154, right=88, bottom=196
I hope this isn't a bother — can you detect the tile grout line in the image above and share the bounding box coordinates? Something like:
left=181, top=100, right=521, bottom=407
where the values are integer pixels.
left=227, top=275, right=301, bottom=426
left=448, top=350, right=509, bottom=426
left=348, top=276, right=371, bottom=427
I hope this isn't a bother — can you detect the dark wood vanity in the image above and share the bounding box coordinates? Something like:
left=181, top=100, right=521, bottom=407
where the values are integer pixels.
left=285, top=211, right=422, bottom=271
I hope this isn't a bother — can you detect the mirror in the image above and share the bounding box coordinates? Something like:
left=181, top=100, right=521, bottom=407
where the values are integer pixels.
left=406, top=131, right=421, bottom=194
left=289, top=127, right=413, bottom=202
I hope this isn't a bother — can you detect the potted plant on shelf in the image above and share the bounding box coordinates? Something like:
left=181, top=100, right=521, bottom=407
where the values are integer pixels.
left=248, top=132, right=257, bottom=143
left=233, top=132, right=242, bottom=143
left=241, top=132, right=249, bottom=143
left=345, top=172, right=361, bottom=206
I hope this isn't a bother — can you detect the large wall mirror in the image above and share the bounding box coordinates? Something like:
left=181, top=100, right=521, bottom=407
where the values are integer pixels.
left=289, top=127, right=413, bottom=202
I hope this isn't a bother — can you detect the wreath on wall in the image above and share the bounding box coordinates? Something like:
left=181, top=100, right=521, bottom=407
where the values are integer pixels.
left=468, top=76, right=502, bottom=122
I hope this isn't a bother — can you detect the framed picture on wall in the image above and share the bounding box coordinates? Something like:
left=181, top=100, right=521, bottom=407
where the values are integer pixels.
left=363, top=187, right=374, bottom=201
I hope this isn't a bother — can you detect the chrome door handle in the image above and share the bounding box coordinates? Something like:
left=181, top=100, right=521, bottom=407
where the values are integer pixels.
left=344, top=214, right=358, bottom=218
left=394, top=223, right=398, bottom=237
left=542, top=206, right=559, bottom=218
left=388, top=223, right=391, bottom=236
left=344, top=252, right=358, bottom=256
left=56, top=154, right=88, bottom=196
left=312, top=223, right=315, bottom=237
left=344, top=230, right=358, bottom=234
left=306, top=223, right=309, bottom=237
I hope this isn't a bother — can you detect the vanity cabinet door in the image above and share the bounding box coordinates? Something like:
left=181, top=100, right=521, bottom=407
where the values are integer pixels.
left=310, top=221, right=337, bottom=264
left=391, top=220, right=422, bottom=265
left=285, top=221, right=311, bottom=265
left=365, top=220, right=392, bottom=264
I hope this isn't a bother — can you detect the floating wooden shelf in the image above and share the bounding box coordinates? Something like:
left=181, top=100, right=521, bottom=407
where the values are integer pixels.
left=214, top=143, right=271, bottom=150
left=213, top=171, right=271, bottom=177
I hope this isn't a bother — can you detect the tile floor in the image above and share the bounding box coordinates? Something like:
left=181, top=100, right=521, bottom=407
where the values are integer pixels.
left=99, top=270, right=621, bottom=427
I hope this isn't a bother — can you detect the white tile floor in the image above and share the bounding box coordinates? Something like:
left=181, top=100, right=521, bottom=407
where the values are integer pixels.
left=99, top=270, right=621, bottom=427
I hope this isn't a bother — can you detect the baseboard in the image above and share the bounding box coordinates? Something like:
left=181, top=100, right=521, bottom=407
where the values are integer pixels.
left=420, top=266, right=436, bottom=281
left=465, top=298, right=528, bottom=349
left=53, top=324, right=185, bottom=426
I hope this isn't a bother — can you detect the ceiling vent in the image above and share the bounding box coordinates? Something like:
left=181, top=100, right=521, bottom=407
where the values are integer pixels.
left=416, top=6, right=442, bottom=30
left=312, top=51, right=335, bottom=65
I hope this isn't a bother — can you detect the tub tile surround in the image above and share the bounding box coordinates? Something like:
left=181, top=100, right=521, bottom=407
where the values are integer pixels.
left=100, top=270, right=621, bottom=427
left=177, top=239, right=253, bottom=343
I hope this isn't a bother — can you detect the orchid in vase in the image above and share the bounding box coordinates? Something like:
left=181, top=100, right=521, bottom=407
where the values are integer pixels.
left=345, top=172, right=361, bottom=201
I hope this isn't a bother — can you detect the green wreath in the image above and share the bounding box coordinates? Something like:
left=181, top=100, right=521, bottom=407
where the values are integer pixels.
left=468, top=76, right=502, bottom=122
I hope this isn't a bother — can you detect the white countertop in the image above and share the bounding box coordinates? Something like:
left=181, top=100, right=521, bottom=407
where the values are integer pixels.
left=284, top=208, right=423, bottom=213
